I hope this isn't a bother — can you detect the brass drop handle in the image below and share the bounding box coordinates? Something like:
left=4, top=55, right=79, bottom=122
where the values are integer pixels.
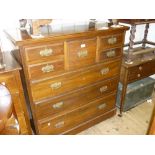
left=108, top=37, right=117, bottom=44
left=77, top=50, right=88, bottom=58
left=42, top=64, right=54, bottom=73
left=98, top=103, right=106, bottom=110
left=100, top=86, right=108, bottom=93
left=55, top=121, right=64, bottom=128
left=53, top=101, right=64, bottom=109
left=50, top=82, right=62, bottom=90
left=106, top=50, right=116, bottom=57
left=40, top=48, right=53, bottom=56
left=100, top=67, right=109, bottom=75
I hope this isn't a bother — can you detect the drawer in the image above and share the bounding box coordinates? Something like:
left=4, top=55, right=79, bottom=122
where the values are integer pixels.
left=67, top=38, right=97, bottom=70
left=37, top=93, right=116, bottom=134
left=0, top=72, right=18, bottom=94
left=128, top=60, right=155, bottom=83
left=99, top=47, right=122, bottom=62
left=34, top=77, right=118, bottom=120
left=27, top=59, right=64, bottom=80
left=99, top=34, right=124, bottom=51
left=24, top=42, right=64, bottom=63
left=31, top=60, right=121, bottom=101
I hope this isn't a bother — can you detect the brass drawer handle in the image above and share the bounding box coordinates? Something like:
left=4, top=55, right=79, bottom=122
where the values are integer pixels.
left=108, top=37, right=117, bottom=44
left=55, top=121, right=64, bottom=128
left=42, top=65, right=54, bottom=73
left=40, top=48, right=53, bottom=57
left=98, top=103, right=106, bottom=110
left=77, top=50, right=88, bottom=58
left=100, top=68, right=109, bottom=75
left=137, top=74, right=141, bottom=77
left=50, top=82, right=62, bottom=90
left=139, top=66, right=143, bottom=70
left=53, top=101, right=64, bottom=109
left=100, top=86, right=108, bottom=93
left=106, top=50, right=116, bottom=57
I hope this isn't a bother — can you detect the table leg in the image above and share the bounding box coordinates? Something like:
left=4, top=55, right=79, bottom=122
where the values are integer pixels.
left=142, top=23, right=149, bottom=48
left=126, top=24, right=136, bottom=63
left=118, top=83, right=127, bottom=117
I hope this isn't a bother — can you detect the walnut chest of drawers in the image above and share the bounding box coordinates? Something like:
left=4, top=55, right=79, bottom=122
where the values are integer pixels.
left=5, top=26, right=128, bottom=134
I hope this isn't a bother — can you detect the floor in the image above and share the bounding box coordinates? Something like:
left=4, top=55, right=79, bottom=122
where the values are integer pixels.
left=79, top=98, right=154, bottom=135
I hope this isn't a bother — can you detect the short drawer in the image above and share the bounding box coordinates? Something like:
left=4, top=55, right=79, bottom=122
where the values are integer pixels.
left=99, top=47, right=122, bottom=62
left=128, top=60, right=155, bottom=83
left=27, top=59, right=64, bottom=80
left=37, top=93, right=116, bottom=134
left=31, top=60, right=121, bottom=101
left=99, top=34, right=124, bottom=51
left=24, top=42, right=64, bottom=63
left=34, top=77, right=119, bottom=120
left=0, top=72, right=18, bottom=94
left=67, top=38, right=97, bottom=70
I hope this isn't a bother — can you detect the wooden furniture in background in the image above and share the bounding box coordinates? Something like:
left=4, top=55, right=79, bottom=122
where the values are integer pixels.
left=0, top=84, right=20, bottom=134
left=118, top=19, right=155, bottom=116
left=119, top=19, right=155, bottom=63
left=30, top=19, right=52, bottom=35
left=5, top=25, right=128, bottom=134
left=0, top=52, right=32, bottom=134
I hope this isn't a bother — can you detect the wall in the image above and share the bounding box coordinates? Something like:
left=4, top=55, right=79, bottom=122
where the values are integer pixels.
left=1, top=20, right=155, bottom=50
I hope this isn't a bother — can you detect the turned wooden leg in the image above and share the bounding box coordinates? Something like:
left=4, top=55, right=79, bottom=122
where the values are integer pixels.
left=126, top=24, right=136, bottom=63
left=118, top=83, right=127, bottom=117
left=142, top=23, right=149, bottom=49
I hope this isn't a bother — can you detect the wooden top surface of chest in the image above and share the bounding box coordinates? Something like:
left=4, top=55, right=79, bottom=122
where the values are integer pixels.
left=5, top=26, right=129, bottom=46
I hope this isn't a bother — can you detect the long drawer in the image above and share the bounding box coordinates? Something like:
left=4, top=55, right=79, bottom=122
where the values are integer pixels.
left=31, top=59, right=121, bottom=101
left=37, top=93, right=116, bottom=134
left=34, top=77, right=118, bottom=120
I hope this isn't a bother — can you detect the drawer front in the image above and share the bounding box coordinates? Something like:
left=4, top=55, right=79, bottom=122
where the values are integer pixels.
left=24, top=42, right=64, bottom=63
left=35, top=77, right=118, bottom=120
left=67, top=38, right=97, bottom=70
left=31, top=60, right=121, bottom=101
left=128, top=60, right=155, bottom=82
left=99, top=47, right=122, bottom=62
left=0, top=72, right=18, bottom=94
left=28, top=60, right=64, bottom=80
left=37, top=93, right=116, bottom=134
left=99, top=34, right=124, bottom=51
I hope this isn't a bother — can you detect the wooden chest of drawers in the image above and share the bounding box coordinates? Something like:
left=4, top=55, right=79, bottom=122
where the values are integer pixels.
left=5, top=26, right=128, bottom=134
